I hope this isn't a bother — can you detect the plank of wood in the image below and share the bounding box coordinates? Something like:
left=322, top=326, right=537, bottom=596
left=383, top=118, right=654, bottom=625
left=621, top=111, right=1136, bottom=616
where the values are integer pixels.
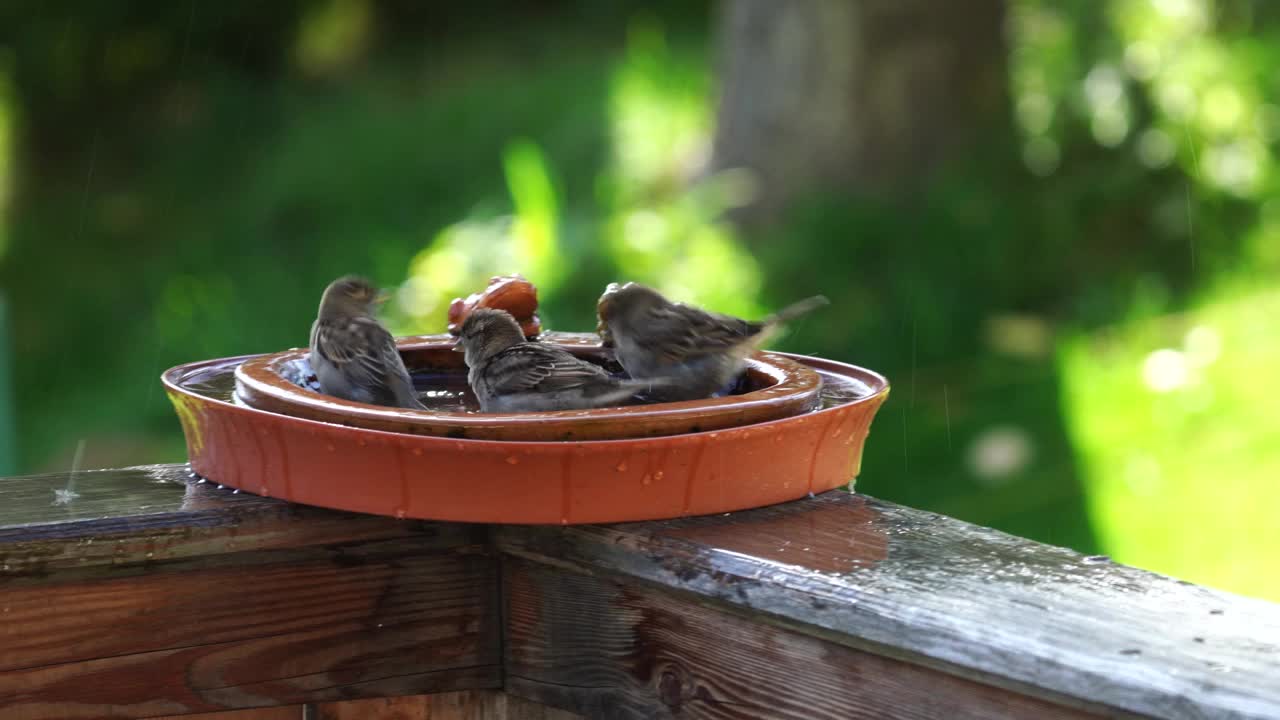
left=0, top=539, right=500, bottom=718
left=496, top=491, right=1280, bottom=720
left=313, top=691, right=581, bottom=719
left=503, top=557, right=1097, bottom=720
left=0, top=465, right=476, bottom=575
left=153, top=707, right=302, bottom=720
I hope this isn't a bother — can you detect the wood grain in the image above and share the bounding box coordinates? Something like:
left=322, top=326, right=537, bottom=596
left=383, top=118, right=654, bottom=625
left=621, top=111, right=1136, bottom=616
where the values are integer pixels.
left=497, top=491, right=1280, bottom=720
left=503, top=557, right=1097, bottom=719
left=0, top=538, right=500, bottom=718
left=153, top=707, right=302, bottom=720
left=0, top=465, right=479, bottom=575
left=314, top=691, right=581, bottom=719
left=6, top=464, right=1279, bottom=719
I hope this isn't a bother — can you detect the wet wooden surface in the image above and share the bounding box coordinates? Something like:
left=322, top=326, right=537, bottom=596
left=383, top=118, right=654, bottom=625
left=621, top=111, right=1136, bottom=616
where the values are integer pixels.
left=154, top=708, right=303, bottom=720
left=314, top=690, right=582, bottom=719
left=504, top=556, right=1099, bottom=719
left=3, top=464, right=1280, bottom=719
left=0, top=464, right=450, bottom=575
left=497, top=492, right=1280, bottom=720
left=0, top=466, right=500, bottom=719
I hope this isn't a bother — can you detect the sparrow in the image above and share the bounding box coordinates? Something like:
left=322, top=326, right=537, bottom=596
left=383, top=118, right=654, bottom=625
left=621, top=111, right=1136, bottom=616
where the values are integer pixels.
left=596, top=282, right=829, bottom=401
left=455, top=307, right=662, bottom=412
left=309, top=275, right=426, bottom=410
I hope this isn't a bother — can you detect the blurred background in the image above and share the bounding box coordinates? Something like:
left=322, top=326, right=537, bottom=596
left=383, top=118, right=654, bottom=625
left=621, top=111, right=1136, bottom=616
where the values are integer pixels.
left=1, top=0, right=1278, bottom=600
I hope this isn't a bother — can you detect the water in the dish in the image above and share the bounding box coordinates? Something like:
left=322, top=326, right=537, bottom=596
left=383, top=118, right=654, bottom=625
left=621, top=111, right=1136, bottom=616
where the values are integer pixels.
left=178, top=357, right=872, bottom=412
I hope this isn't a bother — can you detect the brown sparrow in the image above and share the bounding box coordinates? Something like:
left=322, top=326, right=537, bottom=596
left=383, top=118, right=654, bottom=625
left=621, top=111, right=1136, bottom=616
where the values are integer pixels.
left=309, top=275, right=426, bottom=410
left=455, top=308, right=663, bottom=412
left=597, top=282, right=828, bottom=401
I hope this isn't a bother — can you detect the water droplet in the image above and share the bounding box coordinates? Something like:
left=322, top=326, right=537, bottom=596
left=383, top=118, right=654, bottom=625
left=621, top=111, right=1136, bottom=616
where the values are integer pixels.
left=197, top=478, right=207, bottom=484
left=560, top=517, right=569, bottom=525
left=654, top=471, right=664, bottom=481
left=505, top=456, right=520, bottom=465
left=145, top=552, right=154, bottom=560
left=232, top=489, right=240, bottom=494
left=216, top=484, right=225, bottom=490
left=260, top=487, right=270, bottom=497
left=412, top=448, right=423, bottom=456
left=395, top=509, right=407, bottom=519
left=376, top=623, right=384, bottom=628
left=326, top=444, right=335, bottom=452
left=642, top=474, right=652, bottom=485
left=616, top=461, right=628, bottom=472
left=808, top=492, right=816, bottom=499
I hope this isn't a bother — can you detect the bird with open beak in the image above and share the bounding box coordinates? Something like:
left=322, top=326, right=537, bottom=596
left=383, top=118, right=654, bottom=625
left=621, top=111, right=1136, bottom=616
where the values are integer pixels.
left=456, top=307, right=663, bottom=413
left=596, top=282, right=829, bottom=402
left=309, top=275, right=426, bottom=410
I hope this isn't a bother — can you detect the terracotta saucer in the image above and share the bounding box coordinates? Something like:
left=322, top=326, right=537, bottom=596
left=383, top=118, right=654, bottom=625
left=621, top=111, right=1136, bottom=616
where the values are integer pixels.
left=163, top=352, right=890, bottom=524
left=233, top=332, right=824, bottom=442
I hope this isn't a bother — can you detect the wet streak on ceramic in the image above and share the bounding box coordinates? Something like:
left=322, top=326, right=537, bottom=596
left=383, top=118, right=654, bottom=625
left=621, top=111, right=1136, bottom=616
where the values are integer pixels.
left=233, top=332, right=829, bottom=442
left=162, top=351, right=889, bottom=524
left=495, top=492, right=1280, bottom=720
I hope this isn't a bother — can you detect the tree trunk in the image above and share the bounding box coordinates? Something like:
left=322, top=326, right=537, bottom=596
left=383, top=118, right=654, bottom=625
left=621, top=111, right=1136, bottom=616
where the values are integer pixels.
left=711, top=0, right=1009, bottom=220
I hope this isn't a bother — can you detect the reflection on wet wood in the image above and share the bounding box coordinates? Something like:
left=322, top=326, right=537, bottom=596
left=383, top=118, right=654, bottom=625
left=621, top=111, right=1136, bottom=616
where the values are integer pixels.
left=0, top=465, right=472, bottom=575
left=498, top=492, right=1280, bottom=720
left=504, top=557, right=1095, bottom=719
left=314, top=691, right=581, bottom=719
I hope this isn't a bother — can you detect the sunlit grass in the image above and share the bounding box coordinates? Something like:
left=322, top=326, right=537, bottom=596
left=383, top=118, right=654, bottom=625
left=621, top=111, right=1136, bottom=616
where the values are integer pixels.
left=1061, top=279, right=1280, bottom=601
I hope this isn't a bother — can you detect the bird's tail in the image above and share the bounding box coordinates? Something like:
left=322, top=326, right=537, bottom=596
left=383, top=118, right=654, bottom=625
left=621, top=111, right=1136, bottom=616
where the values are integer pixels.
left=768, top=295, right=830, bottom=325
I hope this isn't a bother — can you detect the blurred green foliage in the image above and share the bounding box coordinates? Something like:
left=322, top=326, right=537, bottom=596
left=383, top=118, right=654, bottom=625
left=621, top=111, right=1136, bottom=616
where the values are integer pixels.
left=1, top=0, right=1278, bottom=600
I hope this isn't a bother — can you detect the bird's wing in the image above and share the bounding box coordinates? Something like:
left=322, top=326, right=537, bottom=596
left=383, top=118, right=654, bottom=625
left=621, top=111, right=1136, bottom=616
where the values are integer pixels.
left=314, top=316, right=418, bottom=406
left=484, top=344, right=613, bottom=395
left=639, top=303, right=764, bottom=362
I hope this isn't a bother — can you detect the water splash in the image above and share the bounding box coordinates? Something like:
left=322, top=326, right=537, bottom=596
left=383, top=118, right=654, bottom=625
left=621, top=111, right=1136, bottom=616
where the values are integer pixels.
left=53, top=439, right=86, bottom=506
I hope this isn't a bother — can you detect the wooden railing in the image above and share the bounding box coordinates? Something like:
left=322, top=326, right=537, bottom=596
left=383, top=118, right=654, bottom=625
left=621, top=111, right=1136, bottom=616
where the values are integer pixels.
left=1, top=464, right=1278, bottom=719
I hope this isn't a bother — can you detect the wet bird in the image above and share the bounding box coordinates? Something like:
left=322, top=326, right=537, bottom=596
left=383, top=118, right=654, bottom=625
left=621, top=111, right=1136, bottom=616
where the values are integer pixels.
left=597, top=282, right=829, bottom=401
left=309, top=275, right=426, bottom=410
left=456, top=307, right=662, bottom=412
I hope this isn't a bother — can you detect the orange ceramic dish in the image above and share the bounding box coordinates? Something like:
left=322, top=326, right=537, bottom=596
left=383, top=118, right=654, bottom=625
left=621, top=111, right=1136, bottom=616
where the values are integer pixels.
left=163, top=353, right=889, bottom=524
left=233, top=333, right=824, bottom=442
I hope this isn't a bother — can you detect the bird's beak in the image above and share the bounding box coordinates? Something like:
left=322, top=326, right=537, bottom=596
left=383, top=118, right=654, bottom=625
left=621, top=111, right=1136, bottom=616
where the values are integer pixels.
left=374, top=291, right=391, bottom=306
